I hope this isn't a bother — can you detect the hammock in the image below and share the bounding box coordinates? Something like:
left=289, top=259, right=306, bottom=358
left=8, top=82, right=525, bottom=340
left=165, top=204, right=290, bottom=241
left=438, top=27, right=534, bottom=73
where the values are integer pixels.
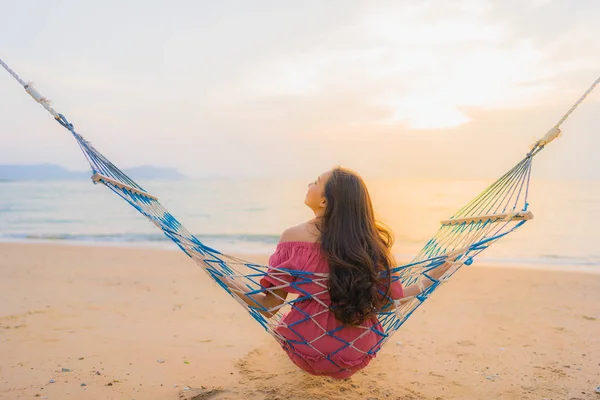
left=2, top=58, right=598, bottom=374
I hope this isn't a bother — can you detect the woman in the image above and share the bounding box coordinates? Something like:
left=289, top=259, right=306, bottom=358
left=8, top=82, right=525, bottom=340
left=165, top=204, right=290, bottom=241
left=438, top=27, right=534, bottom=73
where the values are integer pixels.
left=228, top=167, right=450, bottom=379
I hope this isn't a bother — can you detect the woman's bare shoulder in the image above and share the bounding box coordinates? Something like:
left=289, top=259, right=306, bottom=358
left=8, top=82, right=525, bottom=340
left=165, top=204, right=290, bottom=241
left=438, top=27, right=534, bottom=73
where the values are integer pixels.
left=280, top=221, right=320, bottom=243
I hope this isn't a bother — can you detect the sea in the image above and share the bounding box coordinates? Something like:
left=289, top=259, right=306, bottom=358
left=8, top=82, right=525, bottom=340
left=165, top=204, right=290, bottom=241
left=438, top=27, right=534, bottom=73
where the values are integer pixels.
left=0, top=178, right=599, bottom=272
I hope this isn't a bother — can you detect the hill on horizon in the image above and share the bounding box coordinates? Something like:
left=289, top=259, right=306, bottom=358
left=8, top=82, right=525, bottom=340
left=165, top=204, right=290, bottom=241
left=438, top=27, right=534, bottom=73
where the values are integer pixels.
left=0, top=164, right=185, bottom=181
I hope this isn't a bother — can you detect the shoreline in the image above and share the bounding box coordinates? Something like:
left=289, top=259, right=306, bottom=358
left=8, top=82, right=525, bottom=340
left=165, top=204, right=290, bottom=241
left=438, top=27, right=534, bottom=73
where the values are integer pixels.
left=1, top=238, right=598, bottom=275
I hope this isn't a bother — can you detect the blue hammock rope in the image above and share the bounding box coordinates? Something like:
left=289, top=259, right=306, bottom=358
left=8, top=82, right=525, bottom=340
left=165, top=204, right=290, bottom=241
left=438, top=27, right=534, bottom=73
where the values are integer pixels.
left=2, top=57, right=598, bottom=376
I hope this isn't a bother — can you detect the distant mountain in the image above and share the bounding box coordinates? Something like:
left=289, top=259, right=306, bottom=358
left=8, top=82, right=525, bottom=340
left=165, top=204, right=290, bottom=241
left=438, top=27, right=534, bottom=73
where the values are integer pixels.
left=120, top=165, right=185, bottom=180
left=0, top=164, right=185, bottom=181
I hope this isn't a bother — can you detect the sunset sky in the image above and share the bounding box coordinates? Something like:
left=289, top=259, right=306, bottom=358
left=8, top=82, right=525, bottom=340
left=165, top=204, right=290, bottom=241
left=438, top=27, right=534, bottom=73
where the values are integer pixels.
left=1, top=0, right=599, bottom=180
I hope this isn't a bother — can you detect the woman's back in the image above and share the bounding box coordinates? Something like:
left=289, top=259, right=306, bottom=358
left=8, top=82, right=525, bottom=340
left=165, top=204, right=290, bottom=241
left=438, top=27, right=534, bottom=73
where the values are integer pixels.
left=230, top=167, right=405, bottom=379
left=260, top=225, right=404, bottom=379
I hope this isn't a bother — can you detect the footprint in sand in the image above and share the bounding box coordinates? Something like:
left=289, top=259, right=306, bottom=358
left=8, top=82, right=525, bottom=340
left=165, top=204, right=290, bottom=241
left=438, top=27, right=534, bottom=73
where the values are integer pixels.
left=178, top=387, right=225, bottom=400
left=234, top=345, right=417, bottom=400
left=0, top=309, right=50, bottom=323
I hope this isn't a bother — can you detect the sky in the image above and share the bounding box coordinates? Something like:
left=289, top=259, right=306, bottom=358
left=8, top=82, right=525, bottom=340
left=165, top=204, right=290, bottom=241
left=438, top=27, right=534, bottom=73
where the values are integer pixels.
left=1, top=0, right=599, bottom=180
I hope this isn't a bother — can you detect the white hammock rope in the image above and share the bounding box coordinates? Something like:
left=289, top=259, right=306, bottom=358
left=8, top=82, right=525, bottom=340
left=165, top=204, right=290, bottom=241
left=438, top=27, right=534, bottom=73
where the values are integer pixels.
left=554, top=76, right=600, bottom=129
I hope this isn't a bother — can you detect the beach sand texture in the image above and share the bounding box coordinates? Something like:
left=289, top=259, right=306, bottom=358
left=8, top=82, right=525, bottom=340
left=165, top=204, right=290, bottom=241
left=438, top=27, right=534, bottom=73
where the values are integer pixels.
left=0, top=242, right=599, bottom=400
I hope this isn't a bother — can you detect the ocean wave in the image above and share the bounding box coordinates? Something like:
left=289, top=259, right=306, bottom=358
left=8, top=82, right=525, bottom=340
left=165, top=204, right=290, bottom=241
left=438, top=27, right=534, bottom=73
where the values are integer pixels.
left=0, top=232, right=280, bottom=244
left=0, top=232, right=598, bottom=268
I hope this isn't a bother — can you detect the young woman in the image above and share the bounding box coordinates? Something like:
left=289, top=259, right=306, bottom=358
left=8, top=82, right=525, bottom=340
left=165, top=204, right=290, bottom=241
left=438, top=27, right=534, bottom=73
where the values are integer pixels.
left=227, top=167, right=450, bottom=379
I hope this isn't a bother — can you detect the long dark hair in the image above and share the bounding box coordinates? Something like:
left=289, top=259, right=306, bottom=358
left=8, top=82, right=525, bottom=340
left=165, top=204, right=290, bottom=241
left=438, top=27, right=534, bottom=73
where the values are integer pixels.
left=319, top=167, right=396, bottom=325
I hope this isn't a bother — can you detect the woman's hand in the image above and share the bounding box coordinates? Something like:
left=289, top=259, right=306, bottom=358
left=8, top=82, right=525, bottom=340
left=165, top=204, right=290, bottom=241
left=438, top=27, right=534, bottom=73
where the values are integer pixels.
left=426, top=260, right=454, bottom=281
left=221, top=275, right=288, bottom=318
left=401, top=260, right=456, bottom=298
left=223, top=276, right=247, bottom=295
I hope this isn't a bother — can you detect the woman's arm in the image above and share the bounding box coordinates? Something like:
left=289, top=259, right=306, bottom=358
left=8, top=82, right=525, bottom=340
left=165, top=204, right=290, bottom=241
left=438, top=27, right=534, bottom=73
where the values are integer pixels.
left=401, top=281, right=424, bottom=298
left=382, top=260, right=454, bottom=309
left=224, top=277, right=288, bottom=318
left=223, top=226, right=310, bottom=318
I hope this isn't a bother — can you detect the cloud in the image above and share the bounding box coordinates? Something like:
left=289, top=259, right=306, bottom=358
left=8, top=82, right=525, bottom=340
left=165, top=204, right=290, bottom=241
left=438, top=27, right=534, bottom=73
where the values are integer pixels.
left=1, top=0, right=598, bottom=179
left=205, top=0, right=596, bottom=134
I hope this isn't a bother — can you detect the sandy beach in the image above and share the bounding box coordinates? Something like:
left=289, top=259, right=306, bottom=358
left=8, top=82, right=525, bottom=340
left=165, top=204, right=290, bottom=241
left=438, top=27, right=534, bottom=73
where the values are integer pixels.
left=0, top=242, right=598, bottom=400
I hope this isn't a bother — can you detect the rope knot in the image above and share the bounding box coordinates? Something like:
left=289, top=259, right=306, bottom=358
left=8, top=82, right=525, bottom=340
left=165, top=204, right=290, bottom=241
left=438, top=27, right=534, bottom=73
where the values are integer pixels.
left=56, top=114, right=74, bottom=130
